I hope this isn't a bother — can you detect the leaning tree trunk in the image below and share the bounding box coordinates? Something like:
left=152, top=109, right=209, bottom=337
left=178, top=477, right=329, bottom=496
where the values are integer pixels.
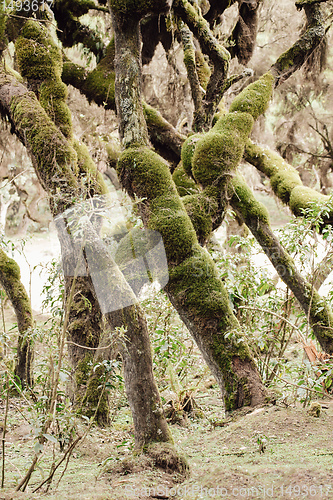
left=0, top=65, right=175, bottom=451
left=0, top=249, right=33, bottom=386
left=111, top=5, right=267, bottom=413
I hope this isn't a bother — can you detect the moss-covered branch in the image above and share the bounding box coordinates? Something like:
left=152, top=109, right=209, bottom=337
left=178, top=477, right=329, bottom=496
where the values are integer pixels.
left=244, top=140, right=333, bottom=225
left=53, top=0, right=106, bottom=61
left=0, top=70, right=78, bottom=215
left=178, top=19, right=204, bottom=125
left=227, top=0, right=262, bottom=65
left=173, top=0, right=230, bottom=130
left=143, top=103, right=186, bottom=167
left=229, top=175, right=333, bottom=354
left=271, top=1, right=326, bottom=86
left=62, top=41, right=116, bottom=110
left=177, top=73, right=274, bottom=245
left=0, top=249, right=33, bottom=386
left=112, top=7, right=268, bottom=411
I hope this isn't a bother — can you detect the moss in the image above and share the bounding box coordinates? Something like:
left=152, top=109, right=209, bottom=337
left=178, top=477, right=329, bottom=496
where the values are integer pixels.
left=117, top=146, right=176, bottom=199
left=168, top=243, right=236, bottom=323
left=195, top=47, right=210, bottom=90
left=0, top=251, right=21, bottom=281
left=182, top=193, right=216, bottom=244
left=270, top=170, right=302, bottom=203
left=229, top=175, right=270, bottom=225
left=212, top=111, right=254, bottom=139
left=244, top=140, right=281, bottom=176
left=190, top=112, right=253, bottom=188
left=289, top=185, right=328, bottom=216
left=76, top=355, right=109, bottom=424
left=181, top=133, right=202, bottom=177
left=115, top=227, right=159, bottom=265
left=15, top=21, right=62, bottom=81
left=10, top=92, right=78, bottom=211
left=172, top=163, right=200, bottom=196
left=229, top=72, right=274, bottom=120
left=74, top=141, right=108, bottom=196
left=39, top=80, right=72, bottom=139
left=191, top=130, right=242, bottom=187
left=148, top=194, right=197, bottom=263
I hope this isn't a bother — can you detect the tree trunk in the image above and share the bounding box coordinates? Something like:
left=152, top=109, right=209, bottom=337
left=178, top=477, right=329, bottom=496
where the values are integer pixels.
left=0, top=248, right=33, bottom=386
left=0, top=67, right=175, bottom=448
left=111, top=8, right=267, bottom=412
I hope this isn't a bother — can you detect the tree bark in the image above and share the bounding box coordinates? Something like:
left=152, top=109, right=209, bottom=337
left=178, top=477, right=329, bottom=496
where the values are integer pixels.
left=0, top=65, right=174, bottom=448
left=0, top=248, right=33, bottom=386
left=112, top=8, right=267, bottom=412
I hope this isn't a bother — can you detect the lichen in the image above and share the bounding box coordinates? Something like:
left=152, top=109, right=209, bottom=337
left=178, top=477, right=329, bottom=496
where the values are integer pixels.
left=229, top=72, right=274, bottom=120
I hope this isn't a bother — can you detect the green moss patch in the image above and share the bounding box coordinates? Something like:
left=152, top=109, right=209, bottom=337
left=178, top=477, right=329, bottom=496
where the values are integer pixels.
left=229, top=72, right=274, bottom=120
left=289, top=185, right=328, bottom=216
left=181, top=133, right=202, bottom=177
left=172, top=162, right=200, bottom=196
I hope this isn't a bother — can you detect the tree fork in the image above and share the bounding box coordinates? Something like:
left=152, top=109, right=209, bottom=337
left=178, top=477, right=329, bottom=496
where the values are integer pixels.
left=111, top=6, right=267, bottom=412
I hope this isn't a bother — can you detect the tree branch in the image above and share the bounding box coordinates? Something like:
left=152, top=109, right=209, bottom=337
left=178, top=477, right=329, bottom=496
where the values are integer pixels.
left=229, top=174, right=333, bottom=354
left=173, top=0, right=230, bottom=130
left=244, top=140, right=333, bottom=225
left=271, top=2, right=327, bottom=86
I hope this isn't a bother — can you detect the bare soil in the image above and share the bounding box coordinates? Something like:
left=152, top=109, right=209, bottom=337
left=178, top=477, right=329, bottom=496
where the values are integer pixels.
left=0, top=394, right=332, bottom=500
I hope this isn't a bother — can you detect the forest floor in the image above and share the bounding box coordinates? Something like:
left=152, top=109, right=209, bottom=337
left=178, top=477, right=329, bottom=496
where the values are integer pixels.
left=0, top=389, right=332, bottom=500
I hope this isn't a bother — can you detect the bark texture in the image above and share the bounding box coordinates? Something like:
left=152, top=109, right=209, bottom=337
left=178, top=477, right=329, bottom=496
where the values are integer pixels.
left=112, top=7, right=267, bottom=412
left=0, top=249, right=33, bottom=386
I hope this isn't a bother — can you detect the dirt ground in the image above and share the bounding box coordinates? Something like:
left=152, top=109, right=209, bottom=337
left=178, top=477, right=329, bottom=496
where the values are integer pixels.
left=0, top=393, right=332, bottom=500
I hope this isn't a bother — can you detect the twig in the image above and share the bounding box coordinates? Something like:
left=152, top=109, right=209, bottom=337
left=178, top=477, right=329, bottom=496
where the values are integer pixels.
left=32, top=436, right=82, bottom=493
left=238, top=305, right=308, bottom=346
left=1, top=372, right=9, bottom=488
left=65, top=340, right=114, bottom=350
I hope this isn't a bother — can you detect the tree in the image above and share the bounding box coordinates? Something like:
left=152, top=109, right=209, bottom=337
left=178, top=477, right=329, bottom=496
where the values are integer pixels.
left=1, top=0, right=333, bottom=456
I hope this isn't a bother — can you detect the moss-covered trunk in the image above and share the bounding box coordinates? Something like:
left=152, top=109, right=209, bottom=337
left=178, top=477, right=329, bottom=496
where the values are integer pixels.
left=112, top=8, right=267, bottom=412
left=81, top=223, right=174, bottom=451
left=0, top=65, right=175, bottom=448
left=0, top=249, right=33, bottom=386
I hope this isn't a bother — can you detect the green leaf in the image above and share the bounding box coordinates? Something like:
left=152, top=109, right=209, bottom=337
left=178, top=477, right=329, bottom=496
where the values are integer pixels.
left=43, top=433, right=58, bottom=444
